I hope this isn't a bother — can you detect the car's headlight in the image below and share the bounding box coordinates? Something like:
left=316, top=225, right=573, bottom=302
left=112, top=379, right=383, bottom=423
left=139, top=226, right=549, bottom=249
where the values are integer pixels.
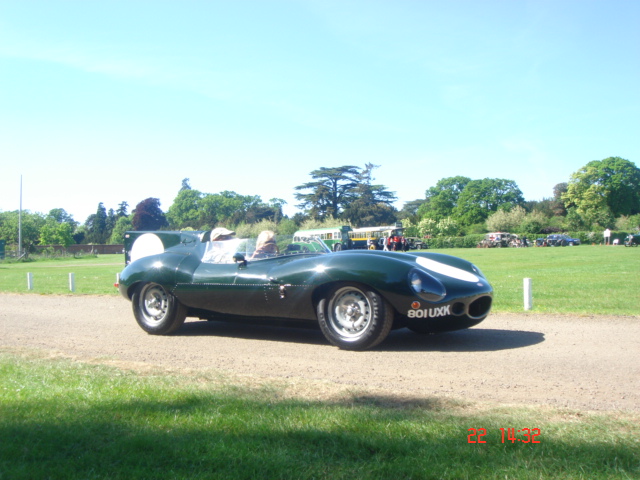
left=409, top=270, right=446, bottom=302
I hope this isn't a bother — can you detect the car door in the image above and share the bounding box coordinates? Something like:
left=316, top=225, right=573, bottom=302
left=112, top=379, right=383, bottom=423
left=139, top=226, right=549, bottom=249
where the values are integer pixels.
left=175, top=254, right=289, bottom=318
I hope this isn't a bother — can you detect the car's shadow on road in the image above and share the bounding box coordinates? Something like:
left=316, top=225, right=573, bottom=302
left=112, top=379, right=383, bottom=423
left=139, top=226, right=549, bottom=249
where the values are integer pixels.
left=379, top=328, right=544, bottom=352
left=177, top=319, right=544, bottom=353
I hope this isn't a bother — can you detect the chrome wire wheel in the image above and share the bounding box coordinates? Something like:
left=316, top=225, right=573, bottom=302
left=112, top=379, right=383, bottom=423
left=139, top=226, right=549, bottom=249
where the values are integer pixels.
left=317, top=284, right=394, bottom=350
left=140, top=284, right=170, bottom=326
left=328, top=286, right=373, bottom=338
left=132, top=283, right=187, bottom=335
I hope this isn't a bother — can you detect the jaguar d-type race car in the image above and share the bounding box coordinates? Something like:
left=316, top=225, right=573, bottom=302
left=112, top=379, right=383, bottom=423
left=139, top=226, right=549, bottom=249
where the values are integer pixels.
left=117, top=230, right=493, bottom=350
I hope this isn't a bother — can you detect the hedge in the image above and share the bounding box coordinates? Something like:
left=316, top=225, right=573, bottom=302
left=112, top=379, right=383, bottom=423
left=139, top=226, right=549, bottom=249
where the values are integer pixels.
left=422, top=231, right=636, bottom=249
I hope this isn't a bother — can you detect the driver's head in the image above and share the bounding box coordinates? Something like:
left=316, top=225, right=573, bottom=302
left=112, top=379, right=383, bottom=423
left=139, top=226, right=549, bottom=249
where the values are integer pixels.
left=210, top=227, right=235, bottom=241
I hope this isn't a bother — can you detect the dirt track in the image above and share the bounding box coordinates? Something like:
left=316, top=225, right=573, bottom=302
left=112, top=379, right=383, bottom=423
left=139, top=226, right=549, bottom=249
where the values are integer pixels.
left=1, top=293, right=638, bottom=412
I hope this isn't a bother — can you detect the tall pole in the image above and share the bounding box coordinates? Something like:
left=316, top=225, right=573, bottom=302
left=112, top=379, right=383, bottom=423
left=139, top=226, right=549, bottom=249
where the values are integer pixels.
left=18, top=175, right=22, bottom=258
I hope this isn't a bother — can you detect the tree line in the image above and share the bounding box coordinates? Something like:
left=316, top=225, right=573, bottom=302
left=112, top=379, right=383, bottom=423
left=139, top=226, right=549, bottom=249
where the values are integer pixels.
left=1, top=157, right=639, bottom=253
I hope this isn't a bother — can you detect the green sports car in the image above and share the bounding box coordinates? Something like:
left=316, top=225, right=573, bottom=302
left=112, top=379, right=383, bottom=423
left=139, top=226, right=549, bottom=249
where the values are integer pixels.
left=117, top=230, right=493, bottom=351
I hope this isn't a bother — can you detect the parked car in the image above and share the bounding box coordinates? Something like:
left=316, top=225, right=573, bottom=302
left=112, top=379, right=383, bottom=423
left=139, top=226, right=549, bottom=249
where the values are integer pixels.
left=477, top=232, right=514, bottom=248
left=117, top=230, right=493, bottom=351
left=404, top=237, right=427, bottom=250
left=624, top=234, right=640, bottom=247
left=545, top=234, right=581, bottom=246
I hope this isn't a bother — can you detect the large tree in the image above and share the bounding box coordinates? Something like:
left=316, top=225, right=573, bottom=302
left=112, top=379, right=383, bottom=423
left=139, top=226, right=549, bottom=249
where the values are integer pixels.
left=40, top=220, right=74, bottom=247
left=167, top=186, right=279, bottom=230
left=453, top=178, right=524, bottom=226
left=0, top=210, right=45, bottom=251
left=562, top=157, right=640, bottom=225
left=109, top=215, right=133, bottom=244
left=341, top=163, right=397, bottom=226
left=417, top=176, right=472, bottom=221
left=167, top=188, right=205, bottom=229
left=116, top=201, right=129, bottom=218
left=84, top=203, right=109, bottom=244
left=132, top=198, right=168, bottom=231
left=294, top=166, right=360, bottom=220
left=46, top=208, right=78, bottom=229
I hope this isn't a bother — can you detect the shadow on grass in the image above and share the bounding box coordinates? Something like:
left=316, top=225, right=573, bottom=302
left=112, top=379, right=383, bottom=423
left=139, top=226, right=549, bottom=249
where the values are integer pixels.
left=176, top=319, right=544, bottom=353
left=1, top=393, right=636, bottom=480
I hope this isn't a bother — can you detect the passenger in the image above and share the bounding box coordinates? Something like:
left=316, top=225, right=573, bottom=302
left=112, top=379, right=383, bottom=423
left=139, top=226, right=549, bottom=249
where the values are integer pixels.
left=251, top=230, right=279, bottom=259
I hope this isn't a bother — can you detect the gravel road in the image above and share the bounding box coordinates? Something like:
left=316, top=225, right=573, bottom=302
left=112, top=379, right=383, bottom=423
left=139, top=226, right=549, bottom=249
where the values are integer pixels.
left=1, top=293, right=638, bottom=412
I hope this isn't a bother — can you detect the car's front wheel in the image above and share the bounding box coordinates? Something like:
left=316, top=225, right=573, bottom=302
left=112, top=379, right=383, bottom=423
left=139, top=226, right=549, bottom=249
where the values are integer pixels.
left=317, top=284, right=394, bottom=350
left=132, top=283, right=187, bottom=335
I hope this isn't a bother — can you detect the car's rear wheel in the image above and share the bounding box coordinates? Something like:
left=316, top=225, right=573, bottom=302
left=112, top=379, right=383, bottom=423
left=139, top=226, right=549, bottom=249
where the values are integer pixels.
left=132, top=283, right=187, bottom=335
left=317, top=284, right=394, bottom=350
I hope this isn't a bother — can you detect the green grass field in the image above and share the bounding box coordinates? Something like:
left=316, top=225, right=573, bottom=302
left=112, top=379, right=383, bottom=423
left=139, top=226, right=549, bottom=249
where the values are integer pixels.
left=0, top=254, right=123, bottom=295
left=1, top=245, right=638, bottom=315
left=1, top=352, right=638, bottom=480
left=445, top=245, right=640, bottom=315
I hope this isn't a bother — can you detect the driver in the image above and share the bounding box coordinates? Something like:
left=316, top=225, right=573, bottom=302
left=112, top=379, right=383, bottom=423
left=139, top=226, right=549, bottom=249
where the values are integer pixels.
left=202, top=227, right=236, bottom=263
left=210, top=227, right=235, bottom=242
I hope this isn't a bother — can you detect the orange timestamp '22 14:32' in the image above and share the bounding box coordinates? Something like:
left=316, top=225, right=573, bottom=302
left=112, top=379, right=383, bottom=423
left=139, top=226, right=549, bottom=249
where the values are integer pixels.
left=468, top=428, right=541, bottom=443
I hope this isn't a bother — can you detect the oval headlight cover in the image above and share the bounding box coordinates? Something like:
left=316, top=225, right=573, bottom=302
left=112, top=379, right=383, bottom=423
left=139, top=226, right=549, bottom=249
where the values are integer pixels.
left=409, top=270, right=446, bottom=302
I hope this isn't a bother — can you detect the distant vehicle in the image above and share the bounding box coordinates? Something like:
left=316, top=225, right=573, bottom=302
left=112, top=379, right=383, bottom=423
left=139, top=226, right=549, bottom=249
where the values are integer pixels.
left=349, top=223, right=405, bottom=250
left=293, top=226, right=352, bottom=251
left=477, top=232, right=513, bottom=248
left=624, top=234, right=640, bottom=247
left=545, top=234, right=581, bottom=246
left=405, top=237, right=427, bottom=250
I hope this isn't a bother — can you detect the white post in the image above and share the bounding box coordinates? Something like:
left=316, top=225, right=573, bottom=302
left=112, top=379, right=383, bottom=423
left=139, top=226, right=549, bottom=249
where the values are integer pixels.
left=27, top=272, right=33, bottom=290
left=524, top=278, right=533, bottom=310
left=69, top=273, right=76, bottom=292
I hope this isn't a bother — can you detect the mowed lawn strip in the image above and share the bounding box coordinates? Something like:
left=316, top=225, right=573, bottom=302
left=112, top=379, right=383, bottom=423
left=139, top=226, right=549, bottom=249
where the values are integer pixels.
left=1, top=352, right=638, bottom=480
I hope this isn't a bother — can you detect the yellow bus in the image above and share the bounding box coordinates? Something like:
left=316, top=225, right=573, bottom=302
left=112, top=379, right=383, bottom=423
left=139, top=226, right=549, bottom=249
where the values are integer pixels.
left=349, top=223, right=404, bottom=250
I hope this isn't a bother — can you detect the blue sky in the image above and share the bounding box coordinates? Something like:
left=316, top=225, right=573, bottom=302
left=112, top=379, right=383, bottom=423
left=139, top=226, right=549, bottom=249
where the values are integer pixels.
left=1, top=0, right=638, bottom=223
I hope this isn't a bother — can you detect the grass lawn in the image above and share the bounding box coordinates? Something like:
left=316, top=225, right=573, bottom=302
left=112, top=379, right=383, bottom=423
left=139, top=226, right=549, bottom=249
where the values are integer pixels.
left=1, top=352, right=638, bottom=480
left=448, top=244, right=640, bottom=315
left=0, top=254, right=123, bottom=295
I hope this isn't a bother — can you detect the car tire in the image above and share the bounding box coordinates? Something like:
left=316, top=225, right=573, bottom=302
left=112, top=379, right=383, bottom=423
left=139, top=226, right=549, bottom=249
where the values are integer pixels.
left=132, top=283, right=187, bottom=335
left=317, top=284, right=394, bottom=350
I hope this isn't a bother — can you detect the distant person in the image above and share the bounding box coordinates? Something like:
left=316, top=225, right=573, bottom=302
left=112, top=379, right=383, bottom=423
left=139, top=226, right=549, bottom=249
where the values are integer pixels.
left=604, top=228, right=611, bottom=245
